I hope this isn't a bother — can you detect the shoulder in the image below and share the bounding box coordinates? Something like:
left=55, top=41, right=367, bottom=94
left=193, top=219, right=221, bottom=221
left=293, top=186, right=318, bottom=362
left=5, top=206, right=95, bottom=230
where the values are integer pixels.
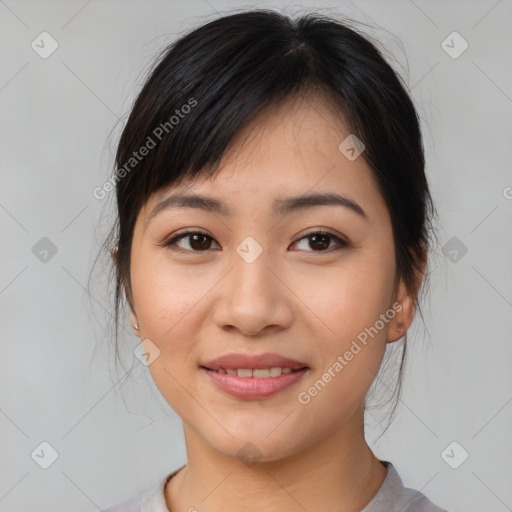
left=102, top=466, right=184, bottom=512
left=361, top=461, right=450, bottom=512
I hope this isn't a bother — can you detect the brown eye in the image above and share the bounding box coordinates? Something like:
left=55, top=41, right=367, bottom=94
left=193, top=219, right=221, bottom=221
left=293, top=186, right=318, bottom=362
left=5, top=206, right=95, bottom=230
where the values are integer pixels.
left=292, top=231, right=348, bottom=252
left=309, top=233, right=331, bottom=250
left=164, top=231, right=220, bottom=253
left=187, top=233, right=212, bottom=250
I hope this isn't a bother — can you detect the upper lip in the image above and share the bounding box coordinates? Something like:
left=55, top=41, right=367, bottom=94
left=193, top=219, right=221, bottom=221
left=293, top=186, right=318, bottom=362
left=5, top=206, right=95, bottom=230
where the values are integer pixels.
left=201, top=352, right=309, bottom=370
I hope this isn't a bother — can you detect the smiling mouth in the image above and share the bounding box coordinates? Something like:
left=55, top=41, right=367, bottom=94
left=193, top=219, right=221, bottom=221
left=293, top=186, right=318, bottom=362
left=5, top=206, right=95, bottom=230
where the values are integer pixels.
left=200, top=366, right=308, bottom=378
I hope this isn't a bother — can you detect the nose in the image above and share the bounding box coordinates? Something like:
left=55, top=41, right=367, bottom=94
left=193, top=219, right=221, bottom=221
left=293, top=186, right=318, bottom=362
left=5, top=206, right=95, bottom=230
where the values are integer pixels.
left=211, top=247, right=294, bottom=337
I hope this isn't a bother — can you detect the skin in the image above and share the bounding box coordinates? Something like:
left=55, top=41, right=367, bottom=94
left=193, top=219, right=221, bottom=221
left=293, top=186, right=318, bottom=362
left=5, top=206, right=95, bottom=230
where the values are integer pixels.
left=125, top=92, right=425, bottom=512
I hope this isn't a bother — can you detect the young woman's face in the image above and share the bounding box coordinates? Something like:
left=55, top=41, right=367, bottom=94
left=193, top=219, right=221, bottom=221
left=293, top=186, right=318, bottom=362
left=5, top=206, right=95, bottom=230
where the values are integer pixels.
left=128, top=94, right=412, bottom=462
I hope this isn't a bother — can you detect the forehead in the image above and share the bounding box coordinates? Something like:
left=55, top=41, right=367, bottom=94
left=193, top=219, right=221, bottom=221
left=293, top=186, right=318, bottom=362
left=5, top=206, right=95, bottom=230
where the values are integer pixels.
left=144, top=92, right=387, bottom=222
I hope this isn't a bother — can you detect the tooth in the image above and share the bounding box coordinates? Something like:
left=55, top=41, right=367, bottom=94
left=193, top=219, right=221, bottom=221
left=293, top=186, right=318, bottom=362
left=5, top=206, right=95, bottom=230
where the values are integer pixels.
left=269, top=367, right=283, bottom=377
left=253, top=368, right=270, bottom=378
left=222, top=368, right=296, bottom=377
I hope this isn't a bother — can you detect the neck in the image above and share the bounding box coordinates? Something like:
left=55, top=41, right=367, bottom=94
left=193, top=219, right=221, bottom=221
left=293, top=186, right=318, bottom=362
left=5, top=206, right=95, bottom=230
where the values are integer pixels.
left=165, top=421, right=387, bottom=512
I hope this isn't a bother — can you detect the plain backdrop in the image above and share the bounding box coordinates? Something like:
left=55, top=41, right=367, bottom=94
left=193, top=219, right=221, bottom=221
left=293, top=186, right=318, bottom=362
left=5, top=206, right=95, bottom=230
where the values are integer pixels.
left=1, top=1, right=511, bottom=511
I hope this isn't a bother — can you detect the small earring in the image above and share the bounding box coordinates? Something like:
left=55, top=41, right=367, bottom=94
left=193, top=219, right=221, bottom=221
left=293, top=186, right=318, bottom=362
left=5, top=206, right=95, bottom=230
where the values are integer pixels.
left=397, top=324, right=404, bottom=332
left=134, top=323, right=140, bottom=330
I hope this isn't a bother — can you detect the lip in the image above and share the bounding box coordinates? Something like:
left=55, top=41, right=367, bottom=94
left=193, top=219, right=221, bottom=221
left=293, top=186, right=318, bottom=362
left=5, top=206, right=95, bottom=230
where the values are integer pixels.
left=201, top=367, right=309, bottom=399
left=201, top=352, right=308, bottom=370
left=200, top=352, right=309, bottom=400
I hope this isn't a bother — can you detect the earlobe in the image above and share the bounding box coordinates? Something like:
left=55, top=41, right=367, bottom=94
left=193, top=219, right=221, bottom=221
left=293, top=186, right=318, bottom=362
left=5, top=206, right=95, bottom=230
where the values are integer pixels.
left=112, top=245, right=140, bottom=335
left=129, top=308, right=140, bottom=336
left=388, top=292, right=416, bottom=343
left=387, top=317, right=408, bottom=343
left=387, top=254, right=427, bottom=343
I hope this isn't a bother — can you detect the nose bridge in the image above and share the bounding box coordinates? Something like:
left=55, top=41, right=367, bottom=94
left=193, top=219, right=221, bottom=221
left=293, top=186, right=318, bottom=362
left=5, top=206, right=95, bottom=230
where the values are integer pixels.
left=232, top=243, right=272, bottom=296
left=231, top=239, right=276, bottom=305
left=213, top=238, right=292, bottom=334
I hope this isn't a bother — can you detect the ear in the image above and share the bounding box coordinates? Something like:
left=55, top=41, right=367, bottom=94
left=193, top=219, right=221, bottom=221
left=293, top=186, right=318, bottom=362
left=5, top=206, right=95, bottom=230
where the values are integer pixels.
left=129, top=308, right=141, bottom=338
left=387, top=251, right=427, bottom=343
left=112, top=245, right=141, bottom=337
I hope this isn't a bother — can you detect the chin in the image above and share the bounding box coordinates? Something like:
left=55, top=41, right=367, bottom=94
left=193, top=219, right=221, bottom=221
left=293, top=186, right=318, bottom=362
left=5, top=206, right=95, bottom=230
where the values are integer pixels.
left=201, top=428, right=304, bottom=466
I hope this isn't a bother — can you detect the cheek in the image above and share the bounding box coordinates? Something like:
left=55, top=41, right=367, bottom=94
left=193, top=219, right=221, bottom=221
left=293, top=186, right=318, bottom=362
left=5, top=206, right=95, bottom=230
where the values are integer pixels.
left=294, top=252, right=396, bottom=346
left=130, top=255, right=207, bottom=422
left=292, top=249, right=395, bottom=407
left=295, top=278, right=391, bottom=432
left=130, top=250, right=208, bottom=343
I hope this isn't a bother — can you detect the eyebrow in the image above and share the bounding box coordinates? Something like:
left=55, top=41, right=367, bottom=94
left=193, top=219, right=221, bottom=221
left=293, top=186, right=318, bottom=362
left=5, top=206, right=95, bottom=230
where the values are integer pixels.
left=148, top=192, right=367, bottom=222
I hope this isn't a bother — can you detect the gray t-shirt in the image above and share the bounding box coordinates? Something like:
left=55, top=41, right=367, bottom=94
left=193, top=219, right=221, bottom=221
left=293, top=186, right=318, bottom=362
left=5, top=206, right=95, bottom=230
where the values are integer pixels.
left=102, top=460, right=449, bottom=512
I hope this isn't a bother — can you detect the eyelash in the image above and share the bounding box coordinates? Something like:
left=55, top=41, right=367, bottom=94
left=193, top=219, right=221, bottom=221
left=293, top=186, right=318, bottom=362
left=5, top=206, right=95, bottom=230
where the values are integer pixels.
left=161, top=229, right=348, bottom=255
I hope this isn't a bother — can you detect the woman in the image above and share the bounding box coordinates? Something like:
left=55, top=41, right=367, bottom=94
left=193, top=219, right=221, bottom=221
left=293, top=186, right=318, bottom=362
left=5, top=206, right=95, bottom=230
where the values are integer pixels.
left=102, top=8, right=447, bottom=512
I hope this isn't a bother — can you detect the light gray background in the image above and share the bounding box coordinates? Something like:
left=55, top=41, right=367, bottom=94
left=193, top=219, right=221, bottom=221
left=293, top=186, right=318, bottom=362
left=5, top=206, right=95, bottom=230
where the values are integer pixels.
left=1, top=1, right=511, bottom=511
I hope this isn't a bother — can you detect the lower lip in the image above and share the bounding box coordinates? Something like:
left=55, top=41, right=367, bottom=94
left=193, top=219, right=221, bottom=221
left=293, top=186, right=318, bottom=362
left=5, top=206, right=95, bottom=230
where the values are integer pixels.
left=201, top=367, right=309, bottom=399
